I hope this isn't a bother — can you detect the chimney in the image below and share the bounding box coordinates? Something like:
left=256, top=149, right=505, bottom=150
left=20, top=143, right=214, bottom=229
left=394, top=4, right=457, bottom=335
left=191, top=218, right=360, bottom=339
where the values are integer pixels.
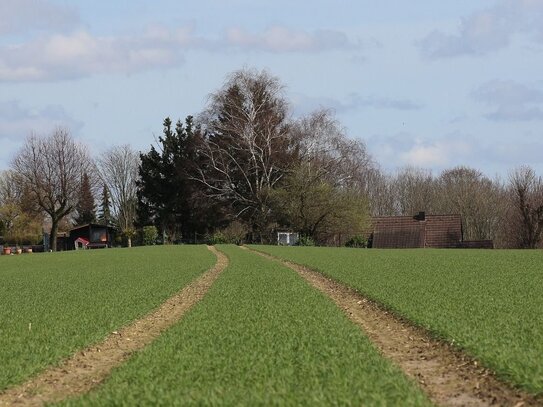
left=415, top=211, right=426, bottom=221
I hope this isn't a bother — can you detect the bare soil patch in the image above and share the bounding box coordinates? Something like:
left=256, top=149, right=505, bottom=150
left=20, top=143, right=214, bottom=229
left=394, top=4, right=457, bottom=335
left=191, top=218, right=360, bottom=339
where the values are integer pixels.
left=247, top=247, right=542, bottom=407
left=0, top=246, right=228, bottom=407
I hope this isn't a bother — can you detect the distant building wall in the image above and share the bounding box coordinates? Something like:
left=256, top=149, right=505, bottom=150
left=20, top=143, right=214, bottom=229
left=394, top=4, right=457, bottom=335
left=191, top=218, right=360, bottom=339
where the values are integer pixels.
left=457, top=240, right=494, bottom=249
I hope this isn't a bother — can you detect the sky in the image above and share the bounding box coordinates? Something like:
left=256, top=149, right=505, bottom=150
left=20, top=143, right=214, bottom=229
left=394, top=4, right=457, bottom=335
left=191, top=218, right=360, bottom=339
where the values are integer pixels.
left=1, top=0, right=543, bottom=177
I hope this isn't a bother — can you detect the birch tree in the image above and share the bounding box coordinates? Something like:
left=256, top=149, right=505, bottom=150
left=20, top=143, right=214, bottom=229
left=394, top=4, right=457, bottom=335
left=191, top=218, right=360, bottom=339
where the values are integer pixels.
left=196, top=69, right=294, bottom=241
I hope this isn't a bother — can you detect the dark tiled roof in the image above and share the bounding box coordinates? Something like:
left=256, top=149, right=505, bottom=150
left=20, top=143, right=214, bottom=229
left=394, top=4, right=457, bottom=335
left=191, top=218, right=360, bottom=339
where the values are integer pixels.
left=425, top=215, right=462, bottom=248
left=69, top=223, right=115, bottom=232
left=371, top=214, right=462, bottom=249
left=372, top=216, right=426, bottom=248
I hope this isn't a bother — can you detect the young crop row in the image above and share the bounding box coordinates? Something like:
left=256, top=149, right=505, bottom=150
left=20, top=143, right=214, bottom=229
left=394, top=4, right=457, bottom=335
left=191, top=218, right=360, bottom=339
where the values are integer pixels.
left=61, top=245, right=431, bottom=406
left=0, top=245, right=215, bottom=391
left=253, top=246, right=543, bottom=394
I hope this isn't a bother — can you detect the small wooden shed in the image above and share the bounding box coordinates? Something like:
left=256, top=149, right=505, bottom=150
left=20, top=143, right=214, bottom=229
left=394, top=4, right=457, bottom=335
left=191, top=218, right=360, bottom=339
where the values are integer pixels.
left=69, top=223, right=115, bottom=250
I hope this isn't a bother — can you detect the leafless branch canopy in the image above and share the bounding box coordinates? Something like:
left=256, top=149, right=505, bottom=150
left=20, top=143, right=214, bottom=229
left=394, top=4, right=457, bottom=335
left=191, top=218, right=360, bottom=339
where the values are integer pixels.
left=98, top=144, right=140, bottom=244
left=291, top=109, right=373, bottom=190
left=13, top=129, right=93, bottom=220
left=508, top=165, right=543, bottom=248
left=11, top=129, right=93, bottom=250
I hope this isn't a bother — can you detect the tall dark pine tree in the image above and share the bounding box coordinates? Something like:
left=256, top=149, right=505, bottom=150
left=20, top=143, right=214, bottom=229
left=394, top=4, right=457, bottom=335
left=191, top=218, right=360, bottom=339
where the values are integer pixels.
left=137, top=116, right=226, bottom=242
left=97, top=184, right=112, bottom=226
left=75, top=173, right=96, bottom=225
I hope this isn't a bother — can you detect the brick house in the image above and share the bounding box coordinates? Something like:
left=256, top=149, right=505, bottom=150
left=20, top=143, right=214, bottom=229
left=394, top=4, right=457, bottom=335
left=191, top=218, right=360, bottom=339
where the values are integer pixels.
left=369, top=212, right=492, bottom=249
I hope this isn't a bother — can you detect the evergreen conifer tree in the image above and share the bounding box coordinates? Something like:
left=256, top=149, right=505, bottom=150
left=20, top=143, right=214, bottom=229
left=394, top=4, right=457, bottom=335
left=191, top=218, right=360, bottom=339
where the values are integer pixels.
left=97, top=184, right=111, bottom=225
left=137, top=116, right=226, bottom=242
left=75, top=173, right=96, bottom=225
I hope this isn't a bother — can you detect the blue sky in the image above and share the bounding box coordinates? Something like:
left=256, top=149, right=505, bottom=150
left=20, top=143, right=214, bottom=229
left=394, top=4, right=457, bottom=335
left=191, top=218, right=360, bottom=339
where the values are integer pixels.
left=1, top=0, right=543, bottom=176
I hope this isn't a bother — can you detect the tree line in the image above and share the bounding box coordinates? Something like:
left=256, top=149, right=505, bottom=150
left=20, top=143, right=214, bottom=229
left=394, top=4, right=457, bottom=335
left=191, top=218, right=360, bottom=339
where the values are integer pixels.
left=1, top=68, right=543, bottom=250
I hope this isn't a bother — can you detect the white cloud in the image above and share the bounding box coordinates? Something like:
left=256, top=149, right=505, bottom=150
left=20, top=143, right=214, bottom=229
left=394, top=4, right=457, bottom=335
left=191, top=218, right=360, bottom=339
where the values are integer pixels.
left=0, top=30, right=186, bottom=82
left=0, top=0, right=78, bottom=35
left=401, top=139, right=471, bottom=167
left=224, top=26, right=358, bottom=53
left=368, top=130, right=543, bottom=175
left=292, top=93, right=423, bottom=117
left=0, top=24, right=358, bottom=82
left=418, top=0, right=543, bottom=58
left=368, top=132, right=473, bottom=171
left=472, top=80, right=543, bottom=121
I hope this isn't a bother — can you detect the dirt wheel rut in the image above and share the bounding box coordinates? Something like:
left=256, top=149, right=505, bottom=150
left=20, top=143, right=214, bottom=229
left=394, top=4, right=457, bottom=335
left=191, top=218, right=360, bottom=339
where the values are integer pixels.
left=0, top=246, right=228, bottom=407
left=247, top=247, right=542, bottom=407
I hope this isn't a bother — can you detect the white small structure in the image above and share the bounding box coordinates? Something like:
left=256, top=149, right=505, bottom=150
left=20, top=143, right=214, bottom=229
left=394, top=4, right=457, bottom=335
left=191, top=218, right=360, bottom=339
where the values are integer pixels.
left=277, top=232, right=299, bottom=246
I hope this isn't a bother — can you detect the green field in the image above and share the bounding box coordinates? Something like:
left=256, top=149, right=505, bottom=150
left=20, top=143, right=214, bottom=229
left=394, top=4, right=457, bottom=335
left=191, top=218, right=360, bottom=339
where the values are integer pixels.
left=61, top=245, right=431, bottom=406
left=3, top=244, right=542, bottom=404
left=0, top=245, right=215, bottom=391
left=253, top=245, right=543, bottom=394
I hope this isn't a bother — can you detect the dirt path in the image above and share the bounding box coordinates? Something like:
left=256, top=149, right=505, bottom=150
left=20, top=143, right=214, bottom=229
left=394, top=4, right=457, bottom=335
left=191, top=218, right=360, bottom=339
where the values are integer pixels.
left=246, top=246, right=542, bottom=407
left=0, top=246, right=228, bottom=407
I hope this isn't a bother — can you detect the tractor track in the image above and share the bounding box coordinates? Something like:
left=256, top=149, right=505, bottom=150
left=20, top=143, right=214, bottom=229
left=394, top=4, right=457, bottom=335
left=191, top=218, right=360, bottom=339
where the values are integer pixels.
left=0, top=246, right=228, bottom=407
left=245, top=246, right=542, bottom=407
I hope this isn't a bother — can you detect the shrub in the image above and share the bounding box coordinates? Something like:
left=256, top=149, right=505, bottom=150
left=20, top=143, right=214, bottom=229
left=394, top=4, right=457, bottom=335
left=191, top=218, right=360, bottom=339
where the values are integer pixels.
left=345, top=235, right=367, bottom=248
left=222, top=221, right=248, bottom=245
left=207, top=231, right=228, bottom=245
left=206, top=221, right=248, bottom=245
left=297, top=235, right=315, bottom=246
left=142, top=226, right=158, bottom=246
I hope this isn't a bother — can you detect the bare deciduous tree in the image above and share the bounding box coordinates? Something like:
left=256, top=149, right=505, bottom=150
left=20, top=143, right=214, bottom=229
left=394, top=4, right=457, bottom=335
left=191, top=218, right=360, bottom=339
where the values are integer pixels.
left=390, top=166, right=436, bottom=216
left=435, top=166, right=505, bottom=242
left=0, top=170, right=45, bottom=244
left=0, top=170, right=20, bottom=235
left=0, top=170, right=20, bottom=205
left=363, top=167, right=396, bottom=216
left=291, top=109, right=373, bottom=189
left=98, top=145, right=140, bottom=247
left=12, top=129, right=93, bottom=251
left=507, top=166, right=543, bottom=249
left=275, top=110, right=372, bottom=241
